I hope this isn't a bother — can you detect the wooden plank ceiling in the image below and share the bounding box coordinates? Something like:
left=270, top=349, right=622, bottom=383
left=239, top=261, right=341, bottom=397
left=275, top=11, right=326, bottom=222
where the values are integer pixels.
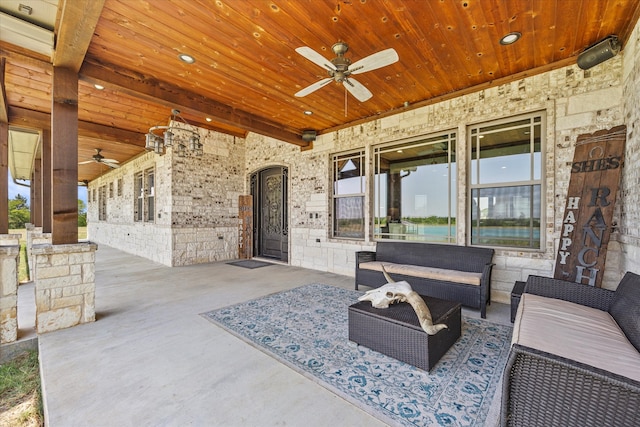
left=1, top=0, right=639, bottom=183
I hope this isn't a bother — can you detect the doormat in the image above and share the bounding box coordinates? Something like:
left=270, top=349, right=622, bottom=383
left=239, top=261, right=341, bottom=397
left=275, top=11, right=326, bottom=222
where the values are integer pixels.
left=226, top=260, right=273, bottom=269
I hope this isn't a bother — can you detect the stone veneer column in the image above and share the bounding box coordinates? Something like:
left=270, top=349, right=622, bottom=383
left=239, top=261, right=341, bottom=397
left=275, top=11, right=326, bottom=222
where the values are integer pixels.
left=0, top=234, right=21, bottom=343
left=32, top=242, right=97, bottom=334
left=26, top=224, right=52, bottom=280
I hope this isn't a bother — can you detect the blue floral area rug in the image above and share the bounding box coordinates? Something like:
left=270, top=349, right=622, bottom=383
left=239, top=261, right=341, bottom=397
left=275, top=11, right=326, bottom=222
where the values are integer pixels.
left=201, top=283, right=512, bottom=427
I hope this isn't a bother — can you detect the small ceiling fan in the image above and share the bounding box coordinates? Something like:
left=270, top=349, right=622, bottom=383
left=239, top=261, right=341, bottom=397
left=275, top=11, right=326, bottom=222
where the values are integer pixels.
left=79, top=148, right=120, bottom=169
left=294, top=41, right=399, bottom=102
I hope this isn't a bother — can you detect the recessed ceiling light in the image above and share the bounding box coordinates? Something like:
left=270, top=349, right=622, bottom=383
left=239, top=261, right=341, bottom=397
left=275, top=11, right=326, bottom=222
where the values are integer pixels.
left=303, top=110, right=313, bottom=115
left=178, top=53, right=195, bottom=64
left=94, top=84, right=105, bottom=90
left=397, top=149, right=403, bottom=153
left=500, top=32, right=521, bottom=45
left=205, top=117, right=212, bottom=122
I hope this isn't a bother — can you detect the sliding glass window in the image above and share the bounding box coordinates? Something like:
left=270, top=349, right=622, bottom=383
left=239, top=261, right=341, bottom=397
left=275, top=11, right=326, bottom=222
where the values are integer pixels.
left=374, top=133, right=457, bottom=243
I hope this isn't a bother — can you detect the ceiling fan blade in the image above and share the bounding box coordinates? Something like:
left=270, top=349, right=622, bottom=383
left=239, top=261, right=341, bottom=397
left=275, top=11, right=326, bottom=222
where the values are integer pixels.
left=295, top=47, right=337, bottom=71
left=78, top=160, right=94, bottom=165
left=101, top=158, right=119, bottom=164
left=294, top=77, right=333, bottom=97
left=350, top=48, right=399, bottom=75
left=343, top=78, right=373, bottom=102
left=105, top=162, right=120, bottom=169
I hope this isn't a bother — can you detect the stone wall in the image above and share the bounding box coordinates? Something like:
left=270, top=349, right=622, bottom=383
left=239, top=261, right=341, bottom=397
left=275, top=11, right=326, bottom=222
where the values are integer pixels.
left=0, top=235, right=20, bottom=343
left=25, top=224, right=51, bottom=280
left=88, top=151, right=173, bottom=265
left=245, top=134, right=372, bottom=277
left=246, top=56, right=628, bottom=302
left=620, top=17, right=640, bottom=275
left=88, top=127, right=244, bottom=266
left=171, top=130, right=245, bottom=265
left=32, top=243, right=97, bottom=334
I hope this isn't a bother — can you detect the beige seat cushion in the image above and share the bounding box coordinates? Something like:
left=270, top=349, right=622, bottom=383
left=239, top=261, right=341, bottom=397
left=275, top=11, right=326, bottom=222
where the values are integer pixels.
left=512, top=293, right=640, bottom=382
left=358, top=261, right=482, bottom=286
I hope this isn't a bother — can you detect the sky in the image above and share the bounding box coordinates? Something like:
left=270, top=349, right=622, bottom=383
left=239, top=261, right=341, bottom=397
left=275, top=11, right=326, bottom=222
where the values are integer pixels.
left=8, top=176, right=88, bottom=205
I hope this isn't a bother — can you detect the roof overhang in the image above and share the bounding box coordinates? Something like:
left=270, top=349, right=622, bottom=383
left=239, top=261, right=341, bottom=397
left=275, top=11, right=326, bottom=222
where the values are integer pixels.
left=0, top=11, right=54, bottom=58
left=8, top=127, right=40, bottom=181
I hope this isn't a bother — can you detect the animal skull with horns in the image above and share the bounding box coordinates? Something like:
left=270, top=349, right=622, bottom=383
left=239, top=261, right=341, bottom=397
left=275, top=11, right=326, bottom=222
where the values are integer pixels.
left=358, top=266, right=448, bottom=335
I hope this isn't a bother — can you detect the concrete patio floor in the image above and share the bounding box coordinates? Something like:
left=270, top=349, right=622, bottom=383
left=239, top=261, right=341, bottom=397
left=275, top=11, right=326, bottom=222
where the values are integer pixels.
left=17, top=244, right=510, bottom=426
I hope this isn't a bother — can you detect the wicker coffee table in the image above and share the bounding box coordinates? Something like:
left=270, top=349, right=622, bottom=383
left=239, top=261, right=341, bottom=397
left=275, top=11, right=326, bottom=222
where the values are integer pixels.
left=348, top=295, right=461, bottom=371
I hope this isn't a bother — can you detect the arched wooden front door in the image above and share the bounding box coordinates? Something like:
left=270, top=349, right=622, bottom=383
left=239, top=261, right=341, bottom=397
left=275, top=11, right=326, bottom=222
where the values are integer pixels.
left=250, top=167, right=288, bottom=262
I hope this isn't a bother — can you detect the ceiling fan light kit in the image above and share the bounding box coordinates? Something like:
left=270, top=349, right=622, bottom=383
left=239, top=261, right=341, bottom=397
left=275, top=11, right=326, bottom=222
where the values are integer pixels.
left=294, top=41, right=399, bottom=102
left=145, top=109, right=203, bottom=156
left=78, top=148, right=120, bottom=169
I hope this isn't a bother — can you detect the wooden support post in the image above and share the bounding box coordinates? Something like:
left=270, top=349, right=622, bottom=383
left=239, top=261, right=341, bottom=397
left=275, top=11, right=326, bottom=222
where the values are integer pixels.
left=0, top=121, right=7, bottom=234
left=0, top=56, right=8, bottom=234
left=239, top=195, right=253, bottom=259
left=42, top=130, right=52, bottom=233
left=51, top=67, right=78, bottom=244
left=32, top=158, right=42, bottom=227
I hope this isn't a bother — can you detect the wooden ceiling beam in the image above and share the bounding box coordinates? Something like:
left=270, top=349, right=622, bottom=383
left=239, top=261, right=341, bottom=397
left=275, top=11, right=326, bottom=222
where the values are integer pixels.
left=53, top=0, right=106, bottom=72
left=79, top=61, right=309, bottom=148
left=9, top=106, right=145, bottom=147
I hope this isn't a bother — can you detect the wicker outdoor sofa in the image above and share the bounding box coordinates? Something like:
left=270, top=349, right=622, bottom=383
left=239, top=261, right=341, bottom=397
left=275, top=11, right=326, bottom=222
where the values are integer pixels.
left=501, top=272, right=640, bottom=427
left=355, top=241, right=495, bottom=318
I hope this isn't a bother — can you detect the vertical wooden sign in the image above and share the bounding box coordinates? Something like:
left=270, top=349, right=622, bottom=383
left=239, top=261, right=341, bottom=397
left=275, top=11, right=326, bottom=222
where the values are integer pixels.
left=239, top=195, right=253, bottom=259
left=554, top=125, right=626, bottom=287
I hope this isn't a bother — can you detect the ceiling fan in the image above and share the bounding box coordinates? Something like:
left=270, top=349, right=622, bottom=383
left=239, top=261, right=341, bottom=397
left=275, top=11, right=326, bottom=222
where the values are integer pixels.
left=79, top=148, right=120, bottom=169
left=294, top=41, right=399, bottom=102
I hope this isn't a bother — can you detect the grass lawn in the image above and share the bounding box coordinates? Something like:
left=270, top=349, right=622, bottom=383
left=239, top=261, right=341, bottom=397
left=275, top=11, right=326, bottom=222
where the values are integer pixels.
left=0, top=227, right=87, bottom=426
left=0, top=350, right=43, bottom=427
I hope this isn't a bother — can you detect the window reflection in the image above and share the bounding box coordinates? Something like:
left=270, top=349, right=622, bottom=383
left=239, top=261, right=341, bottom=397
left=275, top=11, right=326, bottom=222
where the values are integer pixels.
left=374, top=133, right=457, bottom=243
left=332, top=151, right=365, bottom=238
left=469, top=113, right=544, bottom=249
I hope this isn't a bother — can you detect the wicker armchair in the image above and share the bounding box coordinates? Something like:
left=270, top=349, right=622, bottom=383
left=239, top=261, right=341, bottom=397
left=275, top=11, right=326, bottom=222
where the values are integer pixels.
left=501, top=273, right=640, bottom=427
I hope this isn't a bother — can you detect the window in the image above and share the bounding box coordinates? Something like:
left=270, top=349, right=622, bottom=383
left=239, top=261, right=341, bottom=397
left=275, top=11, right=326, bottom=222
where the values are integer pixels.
left=134, top=169, right=155, bottom=222
left=146, top=169, right=155, bottom=221
left=374, top=132, right=457, bottom=242
left=117, top=178, right=123, bottom=196
left=332, top=150, right=365, bottom=239
left=469, top=113, right=544, bottom=249
left=98, top=186, right=107, bottom=221
left=134, top=172, right=143, bottom=221
left=109, top=182, right=113, bottom=198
